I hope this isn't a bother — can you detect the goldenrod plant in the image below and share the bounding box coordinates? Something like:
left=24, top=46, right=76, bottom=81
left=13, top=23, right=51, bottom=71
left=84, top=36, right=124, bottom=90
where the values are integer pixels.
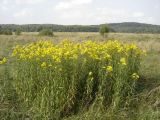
left=10, top=40, right=144, bottom=119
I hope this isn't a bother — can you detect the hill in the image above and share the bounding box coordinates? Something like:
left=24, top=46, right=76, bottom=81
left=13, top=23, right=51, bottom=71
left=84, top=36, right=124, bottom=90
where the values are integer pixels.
left=109, top=22, right=160, bottom=33
left=1, top=22, right=160, bottom=33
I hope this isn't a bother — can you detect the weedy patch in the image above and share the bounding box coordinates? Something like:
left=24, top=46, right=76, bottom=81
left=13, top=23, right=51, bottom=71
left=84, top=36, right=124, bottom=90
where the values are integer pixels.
left=4, top=40, right=144, bottom=119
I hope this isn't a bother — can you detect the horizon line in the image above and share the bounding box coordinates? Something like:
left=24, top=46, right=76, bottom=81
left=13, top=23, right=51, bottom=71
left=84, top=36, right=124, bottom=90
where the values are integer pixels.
left=0, top=22, right=160, bottom=26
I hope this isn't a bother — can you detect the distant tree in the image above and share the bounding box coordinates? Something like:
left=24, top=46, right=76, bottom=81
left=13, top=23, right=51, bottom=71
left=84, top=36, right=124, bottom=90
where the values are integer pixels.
left=0, top=30, right=2, bottom=35
left=37, top=26, right=43, bottom=32
left=39, top=29, right=53, bottom=36
left=4, top=30, right=13, bottom=35
left=99, top=24, right=109, bottom=37
left=0, top=26, right=2, bottom=35
left=15, top=29, right=21, bottom=35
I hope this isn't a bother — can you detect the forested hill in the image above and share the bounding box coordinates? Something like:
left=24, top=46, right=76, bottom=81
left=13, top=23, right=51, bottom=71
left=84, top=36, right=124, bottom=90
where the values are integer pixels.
left=1, top=22, right=160, bottom=33
left=109, top=22, right=160, bottom=33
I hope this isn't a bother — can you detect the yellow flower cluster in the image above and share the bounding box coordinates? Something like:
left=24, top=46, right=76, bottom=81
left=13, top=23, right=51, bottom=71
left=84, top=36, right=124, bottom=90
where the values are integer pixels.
left=131, top=73, right=139, bottom=80
left=0, top=57, right=7, bottom=65
left=106, top=66, right=113, bottom=72
left=120, top=57, right=127, bottom=66
left=11, top=40, right=143, bottom=117
left=41, top=62, right=47, bottom=68
left=11, top=40, right=144, bottom=70
left=89, top=71, right=93, bottom=76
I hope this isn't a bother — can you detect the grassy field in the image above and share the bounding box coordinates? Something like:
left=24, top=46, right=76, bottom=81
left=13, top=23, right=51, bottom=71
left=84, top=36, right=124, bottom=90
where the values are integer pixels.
left=0, top=32, right=160, bottom=120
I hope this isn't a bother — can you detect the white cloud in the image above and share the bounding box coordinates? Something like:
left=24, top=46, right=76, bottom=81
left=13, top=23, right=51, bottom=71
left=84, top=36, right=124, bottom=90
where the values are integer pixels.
left=13, top=9, right=32, bottom=17
left=56, top=7, right=154, bottom=25
left=133, top=12, right=144, bottom=17
left=15, top=0, right=45, bottom=5
left=0, top=0, right=159, bottom=25
left=1, top=0, right=45, bottom=7
left=2, top=0, right=9, bottom=5
left=1, top=6, right=9, bottom=11
left=55, top=0, right=92, bottom=10
left=86, top=8, right=153, bottom=25
left=141, top=17, right=155, bottom=24
left=154, top=5, right=159, bottom=9
left=90, top=8, right=129, bottom=23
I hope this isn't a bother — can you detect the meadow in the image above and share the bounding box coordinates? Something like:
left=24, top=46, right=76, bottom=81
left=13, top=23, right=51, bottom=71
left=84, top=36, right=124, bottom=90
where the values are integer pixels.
left=0, top=32, right=160, bottom=120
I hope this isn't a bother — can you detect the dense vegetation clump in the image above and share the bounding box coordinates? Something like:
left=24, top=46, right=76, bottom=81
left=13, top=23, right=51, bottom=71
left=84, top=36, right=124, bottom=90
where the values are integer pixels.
left=99, top=24, right=109, bottom=37
left=15, top=29, right=21, bottom=35
left=39, top=29, right=53, bottom=36
left=0, top=30, right=2, bottom=35
left=8, top=40, right=144, bottom=119
left=0, top=29, right=13, bottom=35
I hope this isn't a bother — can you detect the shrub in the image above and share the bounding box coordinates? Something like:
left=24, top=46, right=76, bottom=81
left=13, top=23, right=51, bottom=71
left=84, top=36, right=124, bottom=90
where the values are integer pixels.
left=99, top=24, right=109, bottom=37
left=39, top=29, right=53, bottom=36
left=11, top=40, right=144, bottom=119
left=0, top=30, right=2, bottom=35
left=3, top=30, right=13, bottom=35
left=15, top=29, right=21, bottom=35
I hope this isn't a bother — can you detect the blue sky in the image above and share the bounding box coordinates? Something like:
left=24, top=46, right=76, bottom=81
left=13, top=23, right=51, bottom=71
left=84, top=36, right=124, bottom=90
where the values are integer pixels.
left=0, top=0, right=160, bottom=25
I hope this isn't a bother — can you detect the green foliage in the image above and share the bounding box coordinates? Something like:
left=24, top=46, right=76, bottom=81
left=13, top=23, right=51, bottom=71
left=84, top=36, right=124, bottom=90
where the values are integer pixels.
left=0, top=29, right=13, bottom=35
left=0, top=30, right=2, bottom=35
left=15, top=29, right=21, bottom=35
left=99, top=24, right=109, bottom=36
left=0, top=33, right=160, bottom=120
left=1, top=22, right=160, bottom=33
left=9, top=40, right=142, bottom=119
left=4, top=30, right=12, bottom=35
left=39, top=29, right=53, bottom=36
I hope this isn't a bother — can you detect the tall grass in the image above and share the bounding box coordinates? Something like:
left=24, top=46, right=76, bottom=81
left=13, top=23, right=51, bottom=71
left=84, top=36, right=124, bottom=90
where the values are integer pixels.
left=7, top=40, right=143, bottom=119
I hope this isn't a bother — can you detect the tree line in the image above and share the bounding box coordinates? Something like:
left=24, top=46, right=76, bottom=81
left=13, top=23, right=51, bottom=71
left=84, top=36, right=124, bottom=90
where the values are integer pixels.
left=0, top=24, right=109, bottom=37
left=1, top=22, right=160, bottom=34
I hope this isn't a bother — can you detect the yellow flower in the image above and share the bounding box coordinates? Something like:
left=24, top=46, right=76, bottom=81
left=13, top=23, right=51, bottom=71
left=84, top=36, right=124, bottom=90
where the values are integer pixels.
left=130, top=44, right=137, bottom=50
left=106, top=66, right=113, bottom=72
left=41, top=62, right=47, bottom=68
left=131, top=73, right=139, bottom=80
left=59, top=68, right=62, bottom=71
left=120, top=57, right=126, bottom=65
left=89, top=71, right=93, bottom=76
left=102, top=66, right=106, bottom=69
left=90, top=77, right=94, bottom=81
left=3, top=57, right=7, bottom=62
left=143, top=50, right=147, bottom=56
left=0, top=57, right=7, bottom=64
left=48, top=64, right=52, bottom=67
left=118, top=47, right=123, bottom=53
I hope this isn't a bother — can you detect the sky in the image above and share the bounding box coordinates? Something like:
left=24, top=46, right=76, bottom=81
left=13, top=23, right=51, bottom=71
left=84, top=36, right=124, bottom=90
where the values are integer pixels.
left=0, top=0, right=160, bottom=25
